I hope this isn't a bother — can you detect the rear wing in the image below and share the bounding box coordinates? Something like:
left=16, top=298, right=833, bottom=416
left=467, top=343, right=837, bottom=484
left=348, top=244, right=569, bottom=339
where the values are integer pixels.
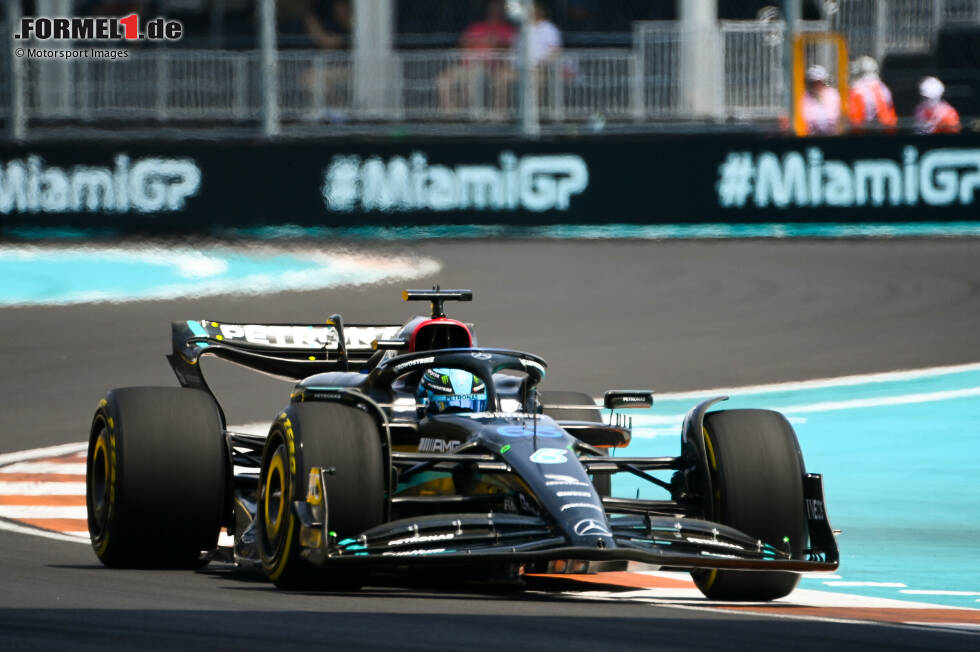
left=168, top=319, right=403, bottom=390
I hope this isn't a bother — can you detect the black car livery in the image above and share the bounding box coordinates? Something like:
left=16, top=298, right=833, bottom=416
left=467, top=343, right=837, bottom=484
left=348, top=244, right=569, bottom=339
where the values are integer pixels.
left=86, top=289, right=838, bottom=600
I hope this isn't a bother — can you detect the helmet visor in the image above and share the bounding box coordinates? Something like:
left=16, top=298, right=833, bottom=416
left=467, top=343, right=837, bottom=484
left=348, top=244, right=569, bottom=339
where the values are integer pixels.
left=419, top=368, right=488, bottom=413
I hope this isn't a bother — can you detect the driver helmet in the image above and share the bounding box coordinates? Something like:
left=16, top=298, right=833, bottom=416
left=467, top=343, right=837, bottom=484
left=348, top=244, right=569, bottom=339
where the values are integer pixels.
left=417, top=367, right=487, bottom=414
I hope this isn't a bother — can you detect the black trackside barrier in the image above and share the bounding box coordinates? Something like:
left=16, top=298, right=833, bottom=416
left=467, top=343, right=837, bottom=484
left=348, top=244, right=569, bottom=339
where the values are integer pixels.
left=1, top=132, right=979, bottom=236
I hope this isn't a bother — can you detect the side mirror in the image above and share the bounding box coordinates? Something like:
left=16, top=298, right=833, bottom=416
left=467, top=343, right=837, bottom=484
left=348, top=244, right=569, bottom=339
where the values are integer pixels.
left=603, top=390, right=654, bottom=410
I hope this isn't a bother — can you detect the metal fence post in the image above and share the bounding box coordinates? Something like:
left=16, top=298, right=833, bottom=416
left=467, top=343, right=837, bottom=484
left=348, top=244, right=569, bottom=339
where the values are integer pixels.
left=258, top=0, right=280, bottom=137
left=353, top=0, right=395, bottom=120
left=678, top=0, right=720, bottom=119
left=155, top=51, right=169, bottom=120
left=36, top=0, right=72, bottom=120
left=515, top=0, right=539, bottom=137
left=783, top=0, right=800, bottom=132
left=874, top=0, right=886, bottom=61
left=232, top=54, right=246, bottom=120
left=549, top=58, right=562, bottom=122
left=630, top=34, right=644, bottom=122
left=717, top=25, right=727, bottom=120
left=7, top=0, right=26, bottom=141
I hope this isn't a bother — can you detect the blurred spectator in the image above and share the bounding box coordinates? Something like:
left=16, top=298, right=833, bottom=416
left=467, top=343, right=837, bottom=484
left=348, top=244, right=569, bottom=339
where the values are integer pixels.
left=801, top=65, right=841, bottom=135
left=847, top=56, right=897, bottom=132
left=278, top=0, right=351, bottom=49
left=303, top=0, right=353, bottom=50
left=915, top=76, right=961, bottom=134
left=395, top=0, right=672, bottom=48
left=277, top=0, right=353, bottom=121
left=495, top=0, right=563, bottom=111
left=438, top=0, right=516, bottom=113
left=525, top=1, right=562, bottom=64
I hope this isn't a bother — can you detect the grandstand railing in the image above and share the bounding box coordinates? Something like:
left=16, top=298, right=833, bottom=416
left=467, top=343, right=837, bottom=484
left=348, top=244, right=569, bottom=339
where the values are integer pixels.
left=827, top=0, right=980, bottom=59
left=633, top=20, right=829, bottom=121
left=18, top=48, right=644, bottom=127
left=6, top=10, right=978, bottom=136
left=16, top=43, right=789, bottom=129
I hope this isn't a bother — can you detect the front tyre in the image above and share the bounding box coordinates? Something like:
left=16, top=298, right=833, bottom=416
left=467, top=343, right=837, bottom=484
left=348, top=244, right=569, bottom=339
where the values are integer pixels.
left=691, top=409, right=806, bottom=601
left=258, top=402, right=385, bottom=590
left=87, top=387, right=226, bottom=568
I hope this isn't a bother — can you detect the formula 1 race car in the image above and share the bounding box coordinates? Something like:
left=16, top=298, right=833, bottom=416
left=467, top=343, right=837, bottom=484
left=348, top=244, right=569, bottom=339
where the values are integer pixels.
left=86, top=289, right=838, bottom=601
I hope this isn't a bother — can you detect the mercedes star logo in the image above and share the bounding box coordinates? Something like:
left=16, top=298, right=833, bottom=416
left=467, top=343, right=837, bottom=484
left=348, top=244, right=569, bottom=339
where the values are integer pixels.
left=573, top=518, right=610, bottom=537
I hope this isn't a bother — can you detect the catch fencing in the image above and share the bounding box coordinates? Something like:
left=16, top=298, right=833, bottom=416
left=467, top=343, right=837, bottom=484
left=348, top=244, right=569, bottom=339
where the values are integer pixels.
left=13, top=25, right=796, bottom=129
left=827, top=0, right=980, bottom=59
left=5, top=9, right=980, bottom=136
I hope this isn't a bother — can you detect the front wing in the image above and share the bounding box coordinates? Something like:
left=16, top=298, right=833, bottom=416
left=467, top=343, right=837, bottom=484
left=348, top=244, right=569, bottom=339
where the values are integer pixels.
left=293, top=469, right=839, bottom=573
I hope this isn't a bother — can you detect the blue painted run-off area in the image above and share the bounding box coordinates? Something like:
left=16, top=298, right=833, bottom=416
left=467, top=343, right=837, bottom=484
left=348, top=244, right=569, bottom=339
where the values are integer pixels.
left=224, top=221, right=980, bottom=240
left=613, top=365, right=980, bottom=608
left=0, top=246, right=437, bottom=306
left=9, top=221, right=980, bottom=242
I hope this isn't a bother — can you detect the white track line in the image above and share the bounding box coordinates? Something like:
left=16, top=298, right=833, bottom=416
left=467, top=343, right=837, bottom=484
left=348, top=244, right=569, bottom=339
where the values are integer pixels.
left=0, top=482, right=87, bottom=495
left=802, top=573, right=842, bottom=579
left=550, top=588, right=980, bottom=635
left=0, top=462, right=87, bottom=474
left=902, top=590, right=980, bottom=597
left=825, top=581, right=908, bottom=588
left=567, top=586, right=970, bottom=610
left=779, top=387, right=980, bottom=414
left=0, top=518, right=89, bottom=544
left=0, top=443, right=88, bottom=466
left=645, top=601, right=980, bottom=637
left=0, top=506, right=87, bottom=519
left=648, top=361, right=980, bottom=401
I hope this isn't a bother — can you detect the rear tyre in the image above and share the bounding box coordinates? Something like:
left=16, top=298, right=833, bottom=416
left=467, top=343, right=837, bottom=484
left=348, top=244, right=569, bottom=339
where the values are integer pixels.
left=257, top=402, right=385, bottom=590
left=86, top=387, right=226, bottom=568
left=691, top=409, right=806, bottom=601
left=539, top=390, right=610, bottom=496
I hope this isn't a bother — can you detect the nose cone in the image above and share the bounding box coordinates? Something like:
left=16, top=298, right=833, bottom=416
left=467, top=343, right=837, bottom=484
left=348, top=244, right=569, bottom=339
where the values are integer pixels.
left=479, top=417, right=615, bottom=549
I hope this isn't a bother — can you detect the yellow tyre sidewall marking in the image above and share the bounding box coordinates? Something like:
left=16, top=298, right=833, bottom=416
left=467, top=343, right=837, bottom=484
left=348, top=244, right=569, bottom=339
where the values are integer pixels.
left=92, top=411, right=117, bottom=557
left=267, top=423, right=298, bottom=582
left=264, top=454, right=286, bottom=537
left=92, top=430, right=110, bottom=509
left=701, top=426, right=720, bottom=591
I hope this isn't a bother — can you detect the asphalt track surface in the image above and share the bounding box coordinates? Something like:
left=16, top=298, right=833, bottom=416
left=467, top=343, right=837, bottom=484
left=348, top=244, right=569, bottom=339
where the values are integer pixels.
left=2, top=239, right=979, bottom=650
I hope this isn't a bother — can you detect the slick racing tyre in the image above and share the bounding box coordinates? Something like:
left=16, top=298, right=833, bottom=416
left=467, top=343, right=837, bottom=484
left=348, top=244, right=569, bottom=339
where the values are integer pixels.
left=258, top=402, right=385, bottom=590
left=691, top=409, right=807, bottom=601
left=87, top=387, right=226, bottom=568
left=539, top=390, right=610, bottom=496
